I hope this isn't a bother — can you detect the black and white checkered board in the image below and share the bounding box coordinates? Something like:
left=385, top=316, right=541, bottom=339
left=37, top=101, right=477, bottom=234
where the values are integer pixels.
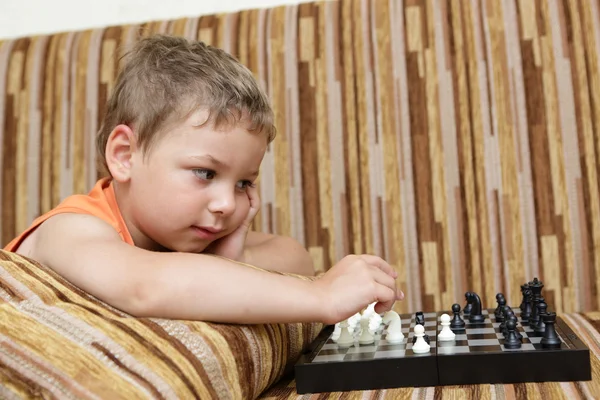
left=311, top=311, right=438, bottom=363
left=295, top=307, right=591, bottom=394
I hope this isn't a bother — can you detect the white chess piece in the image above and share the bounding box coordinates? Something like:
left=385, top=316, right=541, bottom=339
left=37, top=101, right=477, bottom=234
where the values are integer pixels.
left=336, top=320, right=354, bottom=347
left=348, top=312, right=362, bottom=333
left=383, top=311, right=405, bottom=344
left=362, top=302, right=376, bottom=320
left=369, top=313, right=383, bottom=333
left=358, top=318, right=375, bottom=344
left=412, top=324, right=431, bottom=353
left=438, top=313, right=456, bottom=342
left=331, top=323, right=341, bottom=342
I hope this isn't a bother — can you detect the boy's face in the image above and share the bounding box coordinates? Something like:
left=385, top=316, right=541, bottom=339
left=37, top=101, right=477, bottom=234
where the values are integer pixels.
left=123, top=109, right=267, bottom=253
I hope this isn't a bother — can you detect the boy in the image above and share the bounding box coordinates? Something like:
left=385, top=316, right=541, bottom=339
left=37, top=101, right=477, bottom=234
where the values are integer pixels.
left=4, top=35, right=403, bottom=325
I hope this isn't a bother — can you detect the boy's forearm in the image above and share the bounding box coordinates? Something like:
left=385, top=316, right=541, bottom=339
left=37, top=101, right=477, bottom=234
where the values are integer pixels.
left=243, top=236, right=316, bottom=276
left=137, top=251, right=324, bottom=324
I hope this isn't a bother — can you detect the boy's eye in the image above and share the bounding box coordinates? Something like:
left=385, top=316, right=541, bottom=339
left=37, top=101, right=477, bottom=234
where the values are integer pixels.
left=193, top=169, right=215, bottom=180
left=236, top=180, right=254, bottom=190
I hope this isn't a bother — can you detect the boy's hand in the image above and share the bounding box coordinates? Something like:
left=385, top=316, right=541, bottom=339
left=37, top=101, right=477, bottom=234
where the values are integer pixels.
left=313, top=255, right=404, bottom=325
left=205, top=185, right=260, bottom=262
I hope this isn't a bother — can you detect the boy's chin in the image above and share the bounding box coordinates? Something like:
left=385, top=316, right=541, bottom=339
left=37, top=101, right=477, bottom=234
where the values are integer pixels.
left=151, top=239, right=211, bottom=254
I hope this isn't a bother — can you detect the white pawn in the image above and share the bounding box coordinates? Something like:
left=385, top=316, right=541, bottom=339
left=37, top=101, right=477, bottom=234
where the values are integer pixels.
left=336, top=320, right=354, bottom=347
left=438, top=313, right=456, bottom=342
left=358, top=318, right=375, bottom=344
left=412, top=324, right=431, bottom=353
left=383, top=311, right=405, bottom=344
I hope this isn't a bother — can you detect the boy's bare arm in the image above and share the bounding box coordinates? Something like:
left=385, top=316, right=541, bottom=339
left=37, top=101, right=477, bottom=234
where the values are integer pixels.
left=29, top=214, right=400, bottom=324
left=244, top=231, right=316, bottom=276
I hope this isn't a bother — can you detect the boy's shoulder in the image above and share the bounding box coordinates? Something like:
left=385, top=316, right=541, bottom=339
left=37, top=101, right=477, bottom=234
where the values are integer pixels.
left=4, top=177, right=133, bottom=253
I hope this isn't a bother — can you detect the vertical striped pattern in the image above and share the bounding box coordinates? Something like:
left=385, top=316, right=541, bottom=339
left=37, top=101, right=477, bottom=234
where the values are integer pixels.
left=1, top=0, right=600, bottom=316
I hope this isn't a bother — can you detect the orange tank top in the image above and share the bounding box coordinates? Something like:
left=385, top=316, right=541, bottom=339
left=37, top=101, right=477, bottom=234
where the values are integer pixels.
left=3, top=177, right=134, bottom=252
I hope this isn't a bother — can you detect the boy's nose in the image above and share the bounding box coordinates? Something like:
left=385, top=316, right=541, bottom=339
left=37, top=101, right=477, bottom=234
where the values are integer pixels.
left=207, top=188, right=236, bottom=216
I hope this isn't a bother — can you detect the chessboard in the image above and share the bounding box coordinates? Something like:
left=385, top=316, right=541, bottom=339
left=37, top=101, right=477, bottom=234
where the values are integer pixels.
left=295, top=280, right=592, bottom=394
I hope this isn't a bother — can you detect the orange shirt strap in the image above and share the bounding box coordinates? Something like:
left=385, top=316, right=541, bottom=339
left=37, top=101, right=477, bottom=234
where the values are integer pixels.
left=3, top=178, right=134, bottom=252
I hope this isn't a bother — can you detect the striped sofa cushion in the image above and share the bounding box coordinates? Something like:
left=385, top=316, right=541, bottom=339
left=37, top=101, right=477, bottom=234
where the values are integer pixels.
left=0, top=250, right=323, bottom=399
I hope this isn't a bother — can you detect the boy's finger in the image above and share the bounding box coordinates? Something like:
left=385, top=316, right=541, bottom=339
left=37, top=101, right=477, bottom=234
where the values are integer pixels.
left=247, top=184, right=261, bottom=210
left=359, top=255, right=397, bottom=278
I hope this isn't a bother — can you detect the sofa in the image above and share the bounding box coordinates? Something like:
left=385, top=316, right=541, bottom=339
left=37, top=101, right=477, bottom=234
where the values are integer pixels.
left=1, top=0, right=599, bottom=398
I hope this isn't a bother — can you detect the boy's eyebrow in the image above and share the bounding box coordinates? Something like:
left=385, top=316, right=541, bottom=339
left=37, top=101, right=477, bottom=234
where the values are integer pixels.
left=190, top=155, right=260, bottom=177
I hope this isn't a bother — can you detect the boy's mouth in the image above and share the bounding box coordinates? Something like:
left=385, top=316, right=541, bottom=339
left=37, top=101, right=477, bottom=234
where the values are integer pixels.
left=192, top=225, right=223, bottom=240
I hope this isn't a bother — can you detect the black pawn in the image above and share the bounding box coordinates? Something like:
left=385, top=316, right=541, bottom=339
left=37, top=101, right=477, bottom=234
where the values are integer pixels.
left=541, top=312, right=561, bottom=349
left=534, top=300, right=548, bottom=335
left=495, top=298, right=507, bottom=322
left=450, top=303, right=466, bottom=330
left=502, top=309, right=515, bottom=335
left=503, top=319, right=522, bottom=349
left=494, top=294, right=505, bottom=319
left=521, top=288, right=532, bottom=322
left=507, top=315, right=522, bottom=340
left=520, top=284, right=529, bottom=312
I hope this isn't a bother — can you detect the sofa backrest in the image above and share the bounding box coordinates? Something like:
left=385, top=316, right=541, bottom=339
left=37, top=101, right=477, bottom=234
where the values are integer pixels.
left=1, top=0, right=599, bottom=314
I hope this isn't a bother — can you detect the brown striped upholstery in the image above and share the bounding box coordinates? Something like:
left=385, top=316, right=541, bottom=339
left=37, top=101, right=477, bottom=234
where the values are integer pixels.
left=0, top=250, right=324, bottom=399
left=1, top=0, right=600, bottom=397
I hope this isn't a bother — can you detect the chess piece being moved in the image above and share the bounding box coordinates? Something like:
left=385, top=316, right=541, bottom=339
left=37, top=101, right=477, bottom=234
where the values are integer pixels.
left=450, top=303, right=466, bottom=330
left=383, top=311, right=405, bottom=344
left=438, top=314, right=456, bottom=342
left=412, top=324, right=431, bottom=353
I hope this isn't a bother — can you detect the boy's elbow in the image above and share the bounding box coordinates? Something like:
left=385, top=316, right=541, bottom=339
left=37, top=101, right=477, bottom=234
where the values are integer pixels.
left=116, top=276, right=160, bottom=317
left=296, top=255, right=316, bottom=276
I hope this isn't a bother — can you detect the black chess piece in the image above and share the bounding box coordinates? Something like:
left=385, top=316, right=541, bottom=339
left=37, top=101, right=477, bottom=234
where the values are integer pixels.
left=466, top=292, right=485, bottom=323
left=495, top=297, right=507, bottom=322
left=521, top=287, right=532, bottom=322
left=529, top=278, right=544, bottom=325
left=541, top=312, right=561, bottom=349
left=534, top=299, right=548, bottom=335
left=450, top=303, right=466, bottom=330
left=494, top=293, right=505, bottom=319
left=520, top=283, right=529, bottom=312
left=507, top=315, right=522, bottom=340
left=463, top=292, right=472, bottom=315
left=415, top=312, right=425, bottom=326
left=503, top=319, right=522, bottom=349
left=502, top=309, right=515, bottom=335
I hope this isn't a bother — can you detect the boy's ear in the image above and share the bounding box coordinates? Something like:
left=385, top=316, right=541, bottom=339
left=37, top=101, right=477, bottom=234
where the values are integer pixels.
left=105, top=124, right=137, bottom=182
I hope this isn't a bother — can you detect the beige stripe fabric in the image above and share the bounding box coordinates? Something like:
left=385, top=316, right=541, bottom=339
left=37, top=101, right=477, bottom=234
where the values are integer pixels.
left=0, top=250, right=323, bottom=399
left=1, top=0, right=600, bottom=316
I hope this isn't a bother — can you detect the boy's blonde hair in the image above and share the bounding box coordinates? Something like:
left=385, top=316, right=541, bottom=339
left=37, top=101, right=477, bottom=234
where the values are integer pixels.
left=96, top=34, right=276, bottom=172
